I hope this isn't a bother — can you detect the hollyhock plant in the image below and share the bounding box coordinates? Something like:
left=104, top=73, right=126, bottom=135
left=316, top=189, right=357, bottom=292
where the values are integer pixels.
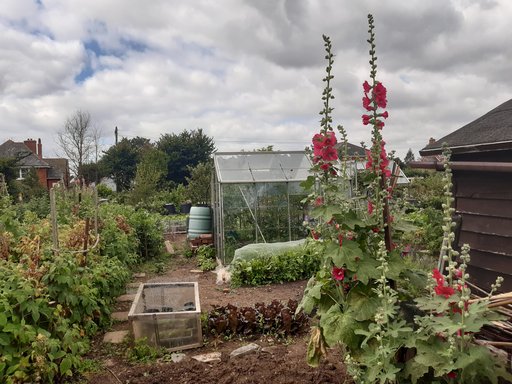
left=299, top=14, right=512, bottom=384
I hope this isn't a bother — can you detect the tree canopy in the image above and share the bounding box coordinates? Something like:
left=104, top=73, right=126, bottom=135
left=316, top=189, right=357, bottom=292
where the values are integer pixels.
left=100, top=137, right=151, bottom=192
left=156, top=129, right=215, bottom=186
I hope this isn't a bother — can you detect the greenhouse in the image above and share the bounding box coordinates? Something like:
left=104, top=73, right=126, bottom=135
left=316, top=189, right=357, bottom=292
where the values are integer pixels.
left=212, top=151, right=312, bottom=263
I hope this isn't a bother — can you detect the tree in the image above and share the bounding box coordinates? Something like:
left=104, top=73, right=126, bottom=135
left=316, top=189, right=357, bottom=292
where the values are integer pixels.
left=404, top=148, right=415, bottom=164
left=57, top=110, right=95, bottom=176
left=99, top=137, right=152, bottom=192
left=157, top=129, right=215, bottom=185
left=185, top=161, right=213, bottom=205
left=129, top=147, right=168, bottom=205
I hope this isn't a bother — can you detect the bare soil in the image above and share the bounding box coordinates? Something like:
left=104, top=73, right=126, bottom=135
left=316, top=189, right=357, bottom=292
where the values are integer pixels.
left=80, top=250, right=349, bottom=384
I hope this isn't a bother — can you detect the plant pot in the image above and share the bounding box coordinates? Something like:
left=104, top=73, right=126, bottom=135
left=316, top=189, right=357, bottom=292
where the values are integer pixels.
left=164, top=204, right=177, bottom=215
left=180, top=203, right=192, bottom=214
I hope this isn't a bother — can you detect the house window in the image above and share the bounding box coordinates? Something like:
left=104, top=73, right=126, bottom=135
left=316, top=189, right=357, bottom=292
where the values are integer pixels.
left=16, top=168, right=30, bottom=180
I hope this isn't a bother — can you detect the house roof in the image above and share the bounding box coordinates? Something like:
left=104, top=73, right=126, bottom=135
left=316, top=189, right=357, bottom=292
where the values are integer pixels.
left=420, top=98, right=512, bottom=156
left=0, top=140, right=50, bottom=168
left=45, top=158, right=69, bottom=180
left=335, top=142, right=366, bottom=158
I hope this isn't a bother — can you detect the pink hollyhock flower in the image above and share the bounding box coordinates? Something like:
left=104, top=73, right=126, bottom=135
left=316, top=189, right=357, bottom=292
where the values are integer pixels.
left=362, top=114, right=371, bottom=125
left=321, top=146, right=338, bottom=161
left=362, top=95, right=373, bottom=111
left=363, top=80, right=371, bottom=93
left=332, top=266, right=345, bottom=281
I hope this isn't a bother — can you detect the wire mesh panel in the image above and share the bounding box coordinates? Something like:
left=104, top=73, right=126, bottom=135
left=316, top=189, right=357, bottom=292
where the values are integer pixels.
left=128, top=283, right=202, bottom=351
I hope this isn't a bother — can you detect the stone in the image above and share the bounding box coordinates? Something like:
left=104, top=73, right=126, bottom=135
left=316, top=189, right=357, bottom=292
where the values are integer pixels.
left=126, top=282, right=141, bottom=294
left=170, top=353, right=187, bottom=363
left=133, top=272, right=146, bottom=278
left=190, top=269, right=203, bottom=273
left=230, top=343, right=261, bottom=358
left=116, top=293, right=136, bottom=303
left=103, top=330, right=129, bottom=344
left=111, top=311, right=129, bottom=322
left=192, top=352, right=222, bottom=363
left=164, top=240, right=175, bottom=254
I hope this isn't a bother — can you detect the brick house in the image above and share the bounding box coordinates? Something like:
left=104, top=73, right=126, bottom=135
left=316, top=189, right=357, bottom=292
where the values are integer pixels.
left=0, top=138, right=70, bottom=189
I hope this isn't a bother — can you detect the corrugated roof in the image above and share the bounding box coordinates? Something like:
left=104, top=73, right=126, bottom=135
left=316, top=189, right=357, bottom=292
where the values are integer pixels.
left=420, top=99, right=512, bottom=155
left=214, top=151, right=312, bottom=183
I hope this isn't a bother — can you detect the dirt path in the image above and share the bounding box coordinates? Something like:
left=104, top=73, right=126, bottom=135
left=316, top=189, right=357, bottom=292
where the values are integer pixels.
left=81, top=255, right=349, bottom=384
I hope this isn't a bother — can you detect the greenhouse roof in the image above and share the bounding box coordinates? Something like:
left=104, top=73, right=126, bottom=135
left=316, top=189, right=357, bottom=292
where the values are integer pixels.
left=213, top=151, right=312, bottom=183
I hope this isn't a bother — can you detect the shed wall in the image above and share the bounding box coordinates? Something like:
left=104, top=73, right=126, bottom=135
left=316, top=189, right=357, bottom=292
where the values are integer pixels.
left=454, top=170, right=512, bottom=291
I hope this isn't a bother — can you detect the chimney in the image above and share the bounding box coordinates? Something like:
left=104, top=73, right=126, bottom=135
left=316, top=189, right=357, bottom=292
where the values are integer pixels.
left=429, top=137, right=436, bottom=145
left=24, top=139, right=37, bottom=155
left=37, top=138, right=42, bottom=159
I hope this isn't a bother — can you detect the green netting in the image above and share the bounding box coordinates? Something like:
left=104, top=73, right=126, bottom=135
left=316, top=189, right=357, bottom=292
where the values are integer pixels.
left=231, top=239, right=306, bottom=264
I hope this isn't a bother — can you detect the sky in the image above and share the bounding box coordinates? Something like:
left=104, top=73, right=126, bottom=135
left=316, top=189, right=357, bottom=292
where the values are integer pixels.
left=1, top=0, right=512, bottom=161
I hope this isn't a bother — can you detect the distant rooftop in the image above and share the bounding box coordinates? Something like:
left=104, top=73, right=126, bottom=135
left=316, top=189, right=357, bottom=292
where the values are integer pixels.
left=420, top=98, right=512, bottom=156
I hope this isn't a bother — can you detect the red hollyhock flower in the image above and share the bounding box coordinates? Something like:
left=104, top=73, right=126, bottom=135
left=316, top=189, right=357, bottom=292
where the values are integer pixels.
left=362, top=95, right=373, bottom=111
left=372, top=82, right=387, bottom=108
left=435, top=284, right=455, bottom=298
left=312, top=133, right=324, bottom=147
left=368, top=201, right=374, bottom=214
left=321, top=146, right=338, bottom=161
left=363, top=80, right=371, bottom=93
left=311, top=230, right=320, bottom=240
left=447, top=371, right=457, bottom=379
left=320, top=163, right=330, bottom=171
left=432, top=269, right=444, bottom=285
left=381, top=111, right=389, bottom=119
left=314, top=196, right=323, bottom=206
left=362, top=114, right=371, bottom=125
left=332, top=266, right=345, bottom=281
left=375, top=119, right=385, bottom=129
left=323, top=131, right=337, bottom=146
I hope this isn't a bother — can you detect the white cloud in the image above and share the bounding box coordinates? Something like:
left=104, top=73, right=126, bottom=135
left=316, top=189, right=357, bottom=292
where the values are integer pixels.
left=0, top=0, right=511, bottom=161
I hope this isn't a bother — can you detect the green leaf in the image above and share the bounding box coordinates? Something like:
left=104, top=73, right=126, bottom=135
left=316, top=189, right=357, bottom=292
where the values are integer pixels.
left=0, top=313, right=6, bottom=327
left=300, top=176, right=316, bottom=190
left=334, top=210, right=366, bottom=230
left=326, top=240, right=364, bottom=269
left=346, top=284, right=381, bottom=321
left=60, top=356, right=72, bottom=375
left=353, top=256, right=380, bottom=284
left=319, top=305, right=361, bottom=349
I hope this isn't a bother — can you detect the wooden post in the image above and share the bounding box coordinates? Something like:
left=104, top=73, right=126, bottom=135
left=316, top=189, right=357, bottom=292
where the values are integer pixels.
left=82, top=217, right=90, bottom=266
left=50, top=188, right=59, bottom=255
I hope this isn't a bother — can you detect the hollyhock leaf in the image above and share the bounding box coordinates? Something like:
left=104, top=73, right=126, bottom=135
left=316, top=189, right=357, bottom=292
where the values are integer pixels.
left=300, top=176, right=316, bottom=190
left=319, top=305, right=361, bottom=349
left=353, top=256, right=381, bottom=284
left=347, top=285, right=381, bottom=321
left=328, top=240, right=363, bottom=269
left=334, top=210, right=367, bottom=230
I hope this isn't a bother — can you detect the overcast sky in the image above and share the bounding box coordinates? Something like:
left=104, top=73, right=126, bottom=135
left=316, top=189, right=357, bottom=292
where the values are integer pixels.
left=1, top=0, right=511, bottom=160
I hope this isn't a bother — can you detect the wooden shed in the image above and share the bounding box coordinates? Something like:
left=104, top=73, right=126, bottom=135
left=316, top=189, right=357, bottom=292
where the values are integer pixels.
left=417, top=98, right=512, bottom=292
